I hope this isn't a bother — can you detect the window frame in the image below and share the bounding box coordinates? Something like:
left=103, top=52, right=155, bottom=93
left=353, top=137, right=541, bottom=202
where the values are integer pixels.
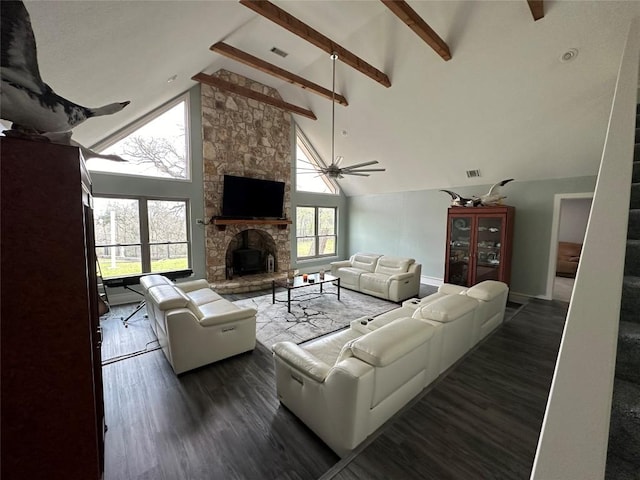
left=295, top=127, right=338, bottom=195
left=296, top=205, right=338, bottom=260
left=93, top=194, right=192, bottom=278
left=89, top=93, right=192, bottom=181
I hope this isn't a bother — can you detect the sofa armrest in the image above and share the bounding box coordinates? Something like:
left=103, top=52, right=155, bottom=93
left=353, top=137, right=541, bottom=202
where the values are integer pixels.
left=273, top=342, right=332, bottom=382
left=199, top=307, right=257, bottom=326
left=385, top=271, right=415, bottom=283
left=330, top=260, right=352, bottom=274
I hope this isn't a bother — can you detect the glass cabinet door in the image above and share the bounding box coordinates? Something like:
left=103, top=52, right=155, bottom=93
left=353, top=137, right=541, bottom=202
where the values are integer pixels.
left=473, top=216, right=503, bottom=283
left=448, top=216, right=472, bottom=286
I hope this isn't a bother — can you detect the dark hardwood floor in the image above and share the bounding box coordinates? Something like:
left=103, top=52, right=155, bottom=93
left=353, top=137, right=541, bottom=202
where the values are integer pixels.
left=325, top=299, right=568, bottom=480
left=101, top=290, right=567, bottom=480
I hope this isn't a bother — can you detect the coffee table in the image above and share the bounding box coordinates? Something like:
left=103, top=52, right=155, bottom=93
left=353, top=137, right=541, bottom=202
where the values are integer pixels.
left=272, top=273, right=341, bottom=313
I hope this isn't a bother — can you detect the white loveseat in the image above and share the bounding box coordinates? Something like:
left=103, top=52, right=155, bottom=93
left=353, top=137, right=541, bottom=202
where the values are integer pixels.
left=272, top=280, right=509, bottom=456
left=140, top=275, right=257, bottom=374
left=329, top=253, right=421, bottom=302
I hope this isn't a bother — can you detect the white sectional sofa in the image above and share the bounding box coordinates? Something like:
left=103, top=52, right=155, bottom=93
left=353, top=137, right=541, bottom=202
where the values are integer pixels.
left=272, top=280, right=509, bottom=456
left=140, top=275, right=257, bottom=374
left=329, top=253, right=422, bottom=302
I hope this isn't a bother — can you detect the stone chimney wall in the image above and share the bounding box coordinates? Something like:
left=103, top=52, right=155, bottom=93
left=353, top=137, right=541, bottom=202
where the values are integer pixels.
left=200, top=70, right=292, bottom=283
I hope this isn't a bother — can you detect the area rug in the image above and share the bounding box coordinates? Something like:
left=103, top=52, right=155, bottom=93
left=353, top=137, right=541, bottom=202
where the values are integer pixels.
left=233, top=286, right=400, bottom=348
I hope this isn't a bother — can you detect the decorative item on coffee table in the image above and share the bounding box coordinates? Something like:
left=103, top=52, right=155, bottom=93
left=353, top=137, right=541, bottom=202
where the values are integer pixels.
left=272, top=272, right=340, bottom=313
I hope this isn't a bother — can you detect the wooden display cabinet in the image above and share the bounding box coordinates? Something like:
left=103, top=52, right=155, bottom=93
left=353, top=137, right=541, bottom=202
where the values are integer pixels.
left=1, top=137, right=104, bottom=479
left=444, top=205, right=515, bottom=287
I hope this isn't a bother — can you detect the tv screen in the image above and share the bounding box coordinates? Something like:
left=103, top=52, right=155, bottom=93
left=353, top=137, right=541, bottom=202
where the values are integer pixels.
left=221, top=175, right=285, bottom=219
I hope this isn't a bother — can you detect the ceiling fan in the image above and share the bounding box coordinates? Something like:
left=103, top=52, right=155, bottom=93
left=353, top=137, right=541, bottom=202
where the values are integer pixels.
left=298, top=53, right=385, bottom=180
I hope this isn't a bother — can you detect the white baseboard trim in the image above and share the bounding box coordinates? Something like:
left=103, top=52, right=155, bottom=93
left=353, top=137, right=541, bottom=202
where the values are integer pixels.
left=421, top=275, right=443, bottom=287
left=508, top=291, right=537, bottom=304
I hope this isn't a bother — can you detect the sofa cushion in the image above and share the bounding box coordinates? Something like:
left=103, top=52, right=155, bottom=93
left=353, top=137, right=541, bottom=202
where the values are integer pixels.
left=196, top=300, right=256, bottom=326
left=350, top=317, right=434, bottom=367
left=413, top=294, right=477, bottom=323
left=438, top=284, right=468, bottom=295
left=351, top=253, right=381, bottom=273
left=466, top=281, right=508, bottom=302
left=337, top=267, right=369, bottom=287
left=148, top=284, right=189, bottom=310
left=374, top=256, right=413, bottom=276
left=304, top=328, right=362, bottom=366
left=183, top=288, right=223, bottom=306
left=360, top=272, right=389, bottom=295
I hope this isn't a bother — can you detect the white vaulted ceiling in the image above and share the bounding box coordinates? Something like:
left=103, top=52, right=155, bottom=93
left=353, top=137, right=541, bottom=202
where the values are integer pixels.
left=20, top=0, right=640, bottom=195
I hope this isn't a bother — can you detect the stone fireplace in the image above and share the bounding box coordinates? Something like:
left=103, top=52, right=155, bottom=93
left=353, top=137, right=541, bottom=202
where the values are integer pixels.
left=226, top=229, right=279, bottom=277
left=200, top=70, right=292, bottom=292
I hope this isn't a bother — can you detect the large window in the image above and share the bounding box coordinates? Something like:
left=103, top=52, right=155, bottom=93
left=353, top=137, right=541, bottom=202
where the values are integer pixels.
left=94, top=197, right=190, bottom=278
left=295, top=130, right=337, bottom=194
left=88, top=95, right=190, bottom=180
left=296, top=206, right=337, bottom=259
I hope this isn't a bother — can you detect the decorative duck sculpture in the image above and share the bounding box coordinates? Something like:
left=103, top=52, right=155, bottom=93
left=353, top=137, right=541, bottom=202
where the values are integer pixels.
left=1, top=0, right=130, bottom=154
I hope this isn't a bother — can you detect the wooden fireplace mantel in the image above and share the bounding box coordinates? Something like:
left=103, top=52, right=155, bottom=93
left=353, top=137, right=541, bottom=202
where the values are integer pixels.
left=211, top=218, right=292, bottom=231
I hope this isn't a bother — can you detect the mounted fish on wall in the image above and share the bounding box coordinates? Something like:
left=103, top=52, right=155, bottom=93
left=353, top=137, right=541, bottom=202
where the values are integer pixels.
left=0, top=0, right=130, bottom=161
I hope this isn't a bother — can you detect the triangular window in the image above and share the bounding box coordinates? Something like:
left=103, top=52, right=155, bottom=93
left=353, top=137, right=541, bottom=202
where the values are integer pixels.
left=88, top=95, right=189, bottom=180
left=295, top=129, right=337, bottom=194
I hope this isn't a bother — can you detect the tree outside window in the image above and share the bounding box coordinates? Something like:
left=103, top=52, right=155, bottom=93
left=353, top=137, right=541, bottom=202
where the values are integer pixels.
left=296, top=206, right=336, bottom=259
left=94, top=197, right=190, bottom=278
left=88, top=96, right=189, bottom=180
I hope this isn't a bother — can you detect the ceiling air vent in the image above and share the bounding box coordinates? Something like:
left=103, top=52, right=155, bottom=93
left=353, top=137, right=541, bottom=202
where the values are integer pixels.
left=270, top=47, right=289, bottom=58
left=466, top=169, right=481, bottom=178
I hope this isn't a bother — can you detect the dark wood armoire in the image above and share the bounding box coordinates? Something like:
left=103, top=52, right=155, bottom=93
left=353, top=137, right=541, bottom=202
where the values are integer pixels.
left=1, top=137, right=104, bottom=479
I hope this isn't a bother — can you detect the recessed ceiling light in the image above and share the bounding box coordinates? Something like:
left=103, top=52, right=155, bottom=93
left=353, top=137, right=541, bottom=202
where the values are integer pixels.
left=560, top=48, right=579, bottom=63
left=167, top=74, right=177, bottom=83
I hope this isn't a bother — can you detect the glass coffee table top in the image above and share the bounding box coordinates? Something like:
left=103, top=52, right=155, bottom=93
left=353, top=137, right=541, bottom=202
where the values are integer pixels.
left=272, top=273, right=340, bottom=312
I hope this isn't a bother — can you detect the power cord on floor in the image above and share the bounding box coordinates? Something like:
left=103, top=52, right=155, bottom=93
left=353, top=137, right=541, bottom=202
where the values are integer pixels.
left=102, top=340, right=160, bottom=366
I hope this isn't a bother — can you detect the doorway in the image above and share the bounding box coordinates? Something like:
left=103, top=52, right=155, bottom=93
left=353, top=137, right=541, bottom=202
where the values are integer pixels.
left=546, top=193, right=593, bottom=301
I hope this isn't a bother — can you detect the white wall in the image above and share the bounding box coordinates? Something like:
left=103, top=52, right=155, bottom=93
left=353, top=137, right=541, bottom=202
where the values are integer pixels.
left=347, top=176, right=596, bottom=297
left=531, top=16, right=639, bottom=479
left=558, top=198, right=592, bottom=244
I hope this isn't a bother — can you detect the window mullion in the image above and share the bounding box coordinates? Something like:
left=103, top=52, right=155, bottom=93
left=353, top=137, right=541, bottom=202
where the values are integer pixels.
left=314, top=207, right=320, bottom=257
left=139, top=199, right=151, bottom=272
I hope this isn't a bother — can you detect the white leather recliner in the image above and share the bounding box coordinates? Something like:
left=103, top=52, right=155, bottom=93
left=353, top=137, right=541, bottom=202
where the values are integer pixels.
left=273, top=317, right=439, bottom=457
left=140, top=275, right=257, bottom=374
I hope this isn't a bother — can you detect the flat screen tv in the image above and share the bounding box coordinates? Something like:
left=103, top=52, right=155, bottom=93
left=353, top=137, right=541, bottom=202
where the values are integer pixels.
left=221, top=175, right=285, bottom=219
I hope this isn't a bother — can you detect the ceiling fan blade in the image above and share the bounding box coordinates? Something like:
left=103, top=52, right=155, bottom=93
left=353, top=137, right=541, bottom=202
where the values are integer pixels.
left=345, top=172, right=370, bottom=177
left=334, top=156, right=344, bottom=167
left=341, top=160, right=379, bottom=170
left=343, top=168, right=386, bottom=173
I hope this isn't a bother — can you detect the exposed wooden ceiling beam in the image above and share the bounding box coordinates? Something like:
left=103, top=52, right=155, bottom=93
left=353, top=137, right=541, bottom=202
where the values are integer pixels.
left=192, top=72, right=317, bottom=120
left=381, top=0, right=451, bottom=61
left=239, top=0, right=391, bottom=88
left=210, top=42, right=348, bottom=106
left=527, top=0, right=544, bottom=21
